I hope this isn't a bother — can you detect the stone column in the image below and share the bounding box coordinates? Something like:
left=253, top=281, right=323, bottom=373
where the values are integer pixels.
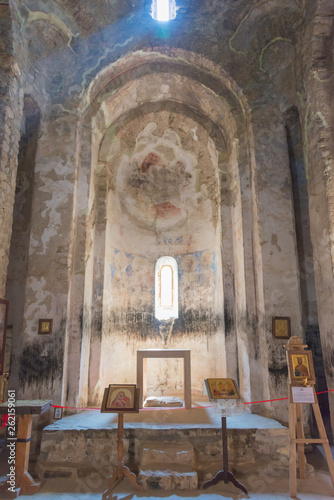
left=302, top=1, right=334, bottom=433
left=15, top=106, right=79, bottom=403
left=0, top=3, right=23, bottom=296
left=230, top=139, right=251, bottom=403
left=251, top=106, right=303, bottom=422
left=77, top=125, right=106, bottom=407
left=62, top=119, right=92, bottom=408
left=87, top=163, right=107, bottom=404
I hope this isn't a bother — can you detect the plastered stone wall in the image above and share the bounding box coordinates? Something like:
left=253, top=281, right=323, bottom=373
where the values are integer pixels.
left=301, top=1, right=334, bottom=432
left=95, top=112, right=225, bottom=402
left=5, top=96, right=41, bottom=391
left=0, top=4, right=23, bottom=297
left=1, top=0, right=333, bottom=434
left=251, top=109, right=303, bottom=421
left=11, top=107, right=79, bottom=400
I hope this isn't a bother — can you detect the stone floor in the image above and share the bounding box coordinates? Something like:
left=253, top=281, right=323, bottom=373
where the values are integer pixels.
left=1, top=445, right=333, bottom=498
left=8, top=466, right=334, bottom=499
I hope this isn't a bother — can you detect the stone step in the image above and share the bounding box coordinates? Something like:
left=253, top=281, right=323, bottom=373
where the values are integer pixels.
left=138, top=468, right=198, bottom=490
left=139, top=440, right=196, bottom=467
left=35, top=411, right=290, bottom=484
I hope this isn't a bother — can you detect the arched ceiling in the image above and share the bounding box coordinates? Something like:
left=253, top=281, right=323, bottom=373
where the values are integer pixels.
left=92, top=69, right=236, bottom=150
left=10, top=0, right=311, bottom=108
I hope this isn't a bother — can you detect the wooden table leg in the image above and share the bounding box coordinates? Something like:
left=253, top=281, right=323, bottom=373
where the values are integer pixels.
left=312, top=401, right=334, bottom=488
left=296, top=403, right=306, bottom=479
left=184, top=352, right=191, bottom=408
left=137, top=352, right=144, bottom=409
left=142, top=358, right=147, bottom=404
left=16, top=414, right=40, bottom=494
left=289, top=401, right=297, bottom=498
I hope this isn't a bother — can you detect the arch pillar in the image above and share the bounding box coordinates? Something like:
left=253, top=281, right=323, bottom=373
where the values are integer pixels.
left=302, top=2, right=334, bottom=433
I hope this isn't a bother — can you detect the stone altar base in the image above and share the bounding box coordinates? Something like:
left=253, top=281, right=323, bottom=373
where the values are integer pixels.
left=143, top=396, right=184, bottom=407
left=35, top=404, right=291, bottom=490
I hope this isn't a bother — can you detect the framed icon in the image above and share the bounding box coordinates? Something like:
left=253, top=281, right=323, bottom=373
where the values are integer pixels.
left=205, top=378, right=240, bottom=400
left=38, top=319, right=53, bottom=335
left=101, top=384, right=140, bottom=413
left=272, top=316, right=291, bottom=339
left=287, top=349, right=315, bottom=385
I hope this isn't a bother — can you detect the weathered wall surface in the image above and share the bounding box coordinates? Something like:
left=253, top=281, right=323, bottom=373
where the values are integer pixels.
left=1, top=0, right=333, bottom=433
left=251, top=108, right=303, bottom=422
left=95, top=112, right=225, bottom=402
left=0, top=3, right=22, bottom=297
left=301, top=0, right=334, bottom=432
left=5, top=96, right=41, bottom=392
left=10, top=107, right=79, bottom=401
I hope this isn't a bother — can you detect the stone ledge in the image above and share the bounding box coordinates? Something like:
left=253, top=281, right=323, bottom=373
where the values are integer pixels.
left=143, top=396, right=184, bottom=407
left=140, top=440, right=196, bottom=466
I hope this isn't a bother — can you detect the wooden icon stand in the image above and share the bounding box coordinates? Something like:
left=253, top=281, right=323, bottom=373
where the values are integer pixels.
left=102, top=412, right=143, bottom=499
left=202, top=378, right=248, bottom=495
left=202, top=415, right=248, bottom=495
left=285, top=336, right=334, bottom=498
left=101, top=385, right=143, bottom=499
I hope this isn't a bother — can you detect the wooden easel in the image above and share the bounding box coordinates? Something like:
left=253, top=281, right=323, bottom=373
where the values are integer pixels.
left=102, top=412, right=143, bottom=499
left=286, top=336, right=334, bottom=498
left=202, top=416, right=248, bottom=495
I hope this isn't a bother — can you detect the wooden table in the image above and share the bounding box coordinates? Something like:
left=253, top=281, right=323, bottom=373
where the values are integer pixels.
left=137, top=349, right=191, bottom=409
left=0, top=399, right=52, bottom=497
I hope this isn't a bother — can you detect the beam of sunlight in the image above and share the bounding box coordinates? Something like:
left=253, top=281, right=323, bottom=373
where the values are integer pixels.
left=156, top=0, right=170, bottom=22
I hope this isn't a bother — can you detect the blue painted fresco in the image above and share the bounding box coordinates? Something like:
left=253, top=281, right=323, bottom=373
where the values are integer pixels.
left=211, top=251, right=217, bottom=273
left=110, top=262, right=116, bottom=282
left=126, top=264, right=133, bottom=278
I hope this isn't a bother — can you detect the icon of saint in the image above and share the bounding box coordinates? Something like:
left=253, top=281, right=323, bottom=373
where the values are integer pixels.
left=294, top=356, right=309, bottom=377
left=111, top=391, right=131, bottom=408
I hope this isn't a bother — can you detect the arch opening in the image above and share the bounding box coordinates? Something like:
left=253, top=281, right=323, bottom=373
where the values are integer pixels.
left=155, top=257, right=178, bottom=320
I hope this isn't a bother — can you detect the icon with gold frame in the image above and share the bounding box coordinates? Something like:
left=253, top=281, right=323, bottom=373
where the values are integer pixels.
left=101, top=384, right=140, bottom=413
left=272, top=316, right=291, bottom=339
left=38, top=319, right=53, bottom=334
left=205, top=378, right=240, bottom=400
left=287, top=349, right=315, bottom=385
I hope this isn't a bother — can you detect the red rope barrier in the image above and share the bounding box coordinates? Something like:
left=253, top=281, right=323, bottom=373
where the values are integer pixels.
left=1, top=389, right=332, bottom=413
left=50, top=388, right=334, bottom=411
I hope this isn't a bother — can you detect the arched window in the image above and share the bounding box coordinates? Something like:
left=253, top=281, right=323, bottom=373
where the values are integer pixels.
left=151, top=0, right=176, bottom=22
left=155, top=256, right=178, bottom=320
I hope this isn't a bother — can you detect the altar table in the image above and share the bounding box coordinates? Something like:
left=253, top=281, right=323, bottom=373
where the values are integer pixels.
left=0, top=399, right=52, bottom=497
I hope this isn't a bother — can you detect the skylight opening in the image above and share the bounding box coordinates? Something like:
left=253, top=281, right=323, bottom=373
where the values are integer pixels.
left=157, top=0, right=170, bottom=21
left=151, top=0, right=176, bottom=22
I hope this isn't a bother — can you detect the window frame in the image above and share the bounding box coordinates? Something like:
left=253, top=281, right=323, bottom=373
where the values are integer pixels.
left=155, top=256, right=178, bottom=320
